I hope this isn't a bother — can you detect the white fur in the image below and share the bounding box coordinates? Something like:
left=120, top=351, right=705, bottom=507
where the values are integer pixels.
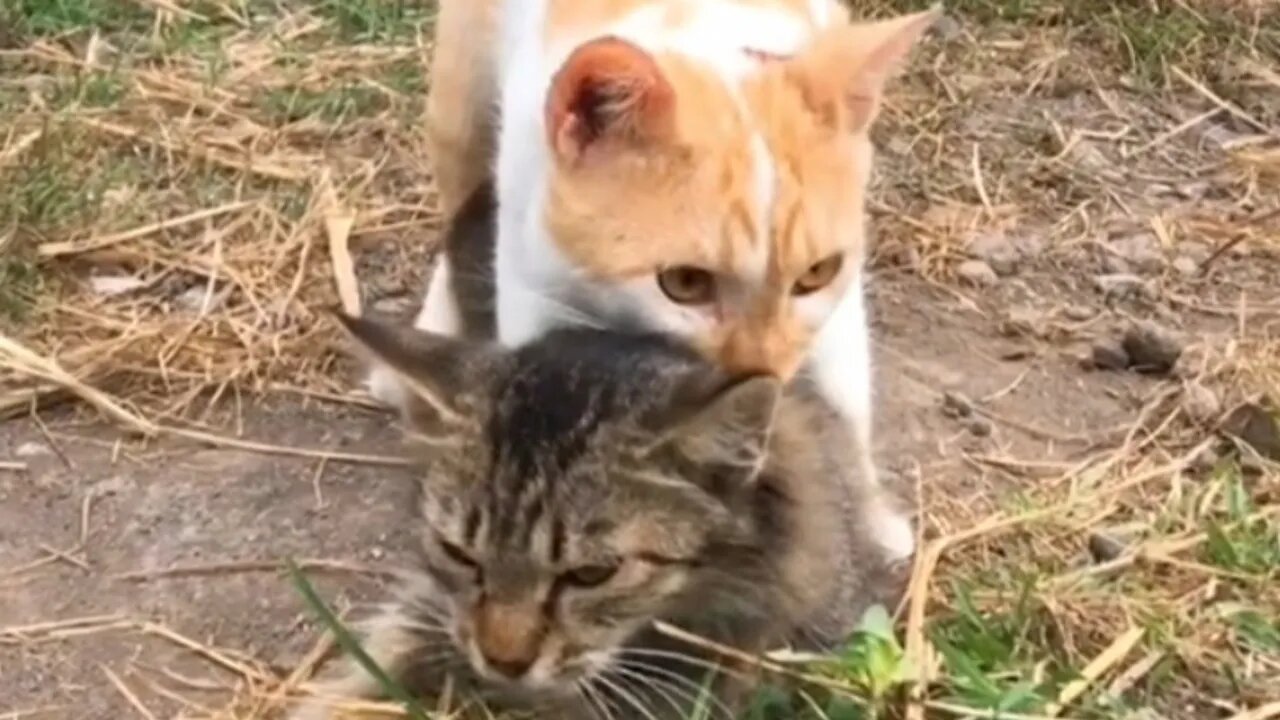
left=408, top=0, right=914, bottom=561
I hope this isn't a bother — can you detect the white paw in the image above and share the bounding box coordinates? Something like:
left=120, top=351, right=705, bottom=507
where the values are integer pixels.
left=365, top=365, right=405, bottom=408
left=868, top=497, right=916, bottom=562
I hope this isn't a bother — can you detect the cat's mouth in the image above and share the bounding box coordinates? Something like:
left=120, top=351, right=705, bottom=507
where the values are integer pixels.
left=465, top=639, right=616, bottom=695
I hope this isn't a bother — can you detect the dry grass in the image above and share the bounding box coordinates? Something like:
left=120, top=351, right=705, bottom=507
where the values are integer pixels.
left=1, top=0, right=1278, bottom=719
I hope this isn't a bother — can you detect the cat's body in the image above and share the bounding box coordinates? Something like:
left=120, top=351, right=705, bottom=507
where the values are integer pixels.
left=372, top=0, right=941, bottom=563
left=298, top=314, right=895, bottom=720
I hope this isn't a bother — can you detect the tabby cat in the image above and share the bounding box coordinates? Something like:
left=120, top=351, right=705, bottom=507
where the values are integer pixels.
left=296, top=312, right=895, bottom=719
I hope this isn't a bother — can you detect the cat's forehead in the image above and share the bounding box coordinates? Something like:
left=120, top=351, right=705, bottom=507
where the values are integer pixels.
left=543, top=57, right=866, bottom=284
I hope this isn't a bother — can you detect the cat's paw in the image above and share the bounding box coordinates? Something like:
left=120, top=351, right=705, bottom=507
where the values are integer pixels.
left=365, top=365, right=405, bottom=408
left=867, top=496, right=916, bottom=562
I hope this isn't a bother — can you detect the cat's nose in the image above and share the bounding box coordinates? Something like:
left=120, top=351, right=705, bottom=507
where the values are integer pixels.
left=718, top=326, right=803, bottom=380
left=472, top=600, right=545, bottom=680
left=484, top=653, right=536, bottom=678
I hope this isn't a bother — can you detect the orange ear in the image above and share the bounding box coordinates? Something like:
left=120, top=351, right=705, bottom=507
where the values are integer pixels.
left=788, top=6, right=940, bottom=134
left=544, top=36, right=676, bottom=162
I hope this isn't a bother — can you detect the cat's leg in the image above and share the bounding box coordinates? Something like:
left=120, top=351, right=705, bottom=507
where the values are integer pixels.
left=424, top=0, right=500, bottom=218
left=810, top=279, right=916, bottom=562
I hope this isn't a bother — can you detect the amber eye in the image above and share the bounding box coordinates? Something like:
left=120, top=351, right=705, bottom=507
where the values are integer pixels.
left=560, top=561, right=620, bottom=588
left=657, top=266, right=717, bottom=305
left=792, top=255, right=844, bottom=296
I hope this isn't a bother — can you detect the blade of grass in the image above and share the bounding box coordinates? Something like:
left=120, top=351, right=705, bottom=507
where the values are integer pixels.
left=285, top=558, right=431, bottom=720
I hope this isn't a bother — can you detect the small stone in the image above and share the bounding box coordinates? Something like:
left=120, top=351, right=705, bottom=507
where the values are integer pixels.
left=1100, top=254, right=1132, bottom=274
left=1112, top=233, right=1164, bottom=275
left=1063, top=305, right=1096, bottom=322
left=942, top=391, right=974, bottom=418
left=1172, top=256, right=1198, bottom=277
left=1093, top=273, right=1146, bottom=301
left=14, top=441, right=51, bottom=458
left=176, top=286, right=225, bottom=313
left=967, top=417, right=993, bottom=437
left=1192, top=445, right=1221, bottom=473
left=1221, top=402, right=1280, bottom=461
left=967, top=233, right=1021, bottom=276
left=1088, top=530, right=1131, bottom=563
left=999, top=307, right=1041, bottom=338
left=1181, top=382, right=1221, bottom=425
left=370, top=546, right=385, bottom=560
left=932, top=12, right=963, bottom=40
left=1091, top=339, right=1130, bottom=371
left=956, top=259, right=998, bottom=287
left=1122, top=321, right=1183, bottom=374
left=372, top=294, right=415, bottom=315
left=89, top=274, right=145, bottom=297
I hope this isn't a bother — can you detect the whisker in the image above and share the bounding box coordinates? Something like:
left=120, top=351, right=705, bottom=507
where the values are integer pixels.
left=579, top=677, right=619, bottom=720
left=595, top=671, right=661, bottom=720
left=614, top=659, right=735, bottom=720
left=616, top=647, right=748, bottom=683
left=609, top=664, right=687, bottom=718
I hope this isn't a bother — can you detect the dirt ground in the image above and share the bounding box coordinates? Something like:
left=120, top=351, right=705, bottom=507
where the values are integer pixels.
left=2, top=1, right=1278, bottom=719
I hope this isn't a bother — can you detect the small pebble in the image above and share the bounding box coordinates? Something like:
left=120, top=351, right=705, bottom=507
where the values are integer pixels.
left=1063, top=305, right=1096, bottom=322
left=1180, top=382, right=1221, bottom=425
left=1122, top=321, right=1183, bottom=374
left=1093, top=273, right=1147, bottom=301
left=372, top=294, right=415, bottom=315
left=1222, top=402, right=1280, bottom=461
left=957, top=259, right=998, bottom=287
left=932, top=12, right=963, bottom=40
left=1087, top=531, right=1131, bottom=563
left=967, top=417, right=993, bottom=437
left=942, top=391, right=974, bottom=418
left=1091, top=339, right=1130, bottom=371
left=14, top=441, right=51, bottom=458
left=1191, top=445, right=1221, bottom=473
left=967, top=233, right=1021, bottom=276
left=1112, top=233, right=1165, bottom=275
left=1172, top=256, right=1198, bottom=278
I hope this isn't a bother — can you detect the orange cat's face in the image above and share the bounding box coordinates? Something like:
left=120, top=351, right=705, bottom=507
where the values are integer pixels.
left=541, top=12, right=936, bottom=379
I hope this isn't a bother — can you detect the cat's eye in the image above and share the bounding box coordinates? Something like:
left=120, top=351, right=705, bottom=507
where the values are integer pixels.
left=657, top=266, right=716, bottom=305
left=437, top=537, right=476, bottom=568
left=560, top=561, right=621, bottom=588
left=792, top=255, right=843, bottom=296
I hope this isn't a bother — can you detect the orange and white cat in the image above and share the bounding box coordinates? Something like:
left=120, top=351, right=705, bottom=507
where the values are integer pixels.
left=378, top=0, right=939, bottom=562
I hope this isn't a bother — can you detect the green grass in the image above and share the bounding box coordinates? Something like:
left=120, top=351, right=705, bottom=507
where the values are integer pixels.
left=312, top=0, right=429, bottom=42
left=1, top=0, right=151, bottom=38
left=287, top=560, right=431, bottom=720
left=0, top=254, right=44, bottom=324
left=47, top=71, right=129, bottom=109
left=258, top=82, right=389, bottom=123
left=871, top=0, right=1279, bottom=84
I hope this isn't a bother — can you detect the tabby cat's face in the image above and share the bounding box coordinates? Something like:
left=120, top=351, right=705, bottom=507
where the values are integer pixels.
left=417, top=448, right=725, bottom=691
left=336, top=315, right=779, bottom=694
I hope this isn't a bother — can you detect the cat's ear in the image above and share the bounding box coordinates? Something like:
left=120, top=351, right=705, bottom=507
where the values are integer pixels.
left=663, top=374, right=782, bottom=488
left=544, top=36, right=676, bottom=163
left=787, top=6, right=940, bottom=134
left=330, top=311, right=504, bottom=434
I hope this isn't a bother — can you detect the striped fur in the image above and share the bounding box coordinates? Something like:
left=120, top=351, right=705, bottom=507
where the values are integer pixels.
left=295, top=316, right=897, bottom=720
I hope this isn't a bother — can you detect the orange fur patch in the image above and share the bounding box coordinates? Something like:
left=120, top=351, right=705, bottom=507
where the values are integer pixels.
left=541, top=10, right=936, bottom=380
